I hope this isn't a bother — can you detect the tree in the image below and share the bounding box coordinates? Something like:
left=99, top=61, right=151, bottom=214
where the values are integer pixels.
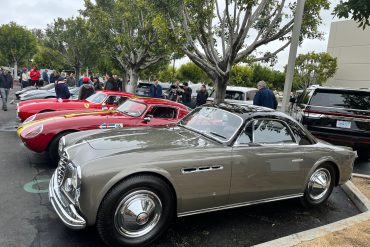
left=32, top=45, right=69, bottom=71
left=154, top=0, right=329, bottom=103
left=84, top=0, right=172, bottom=93
left=229, top=65, right=254, bottom=87
left=139, top=59, right=171, bottom=82
left=293, top=52, right=337, bottom=90
left=0, top=22, right=37, bottom=76
left=334, top=0, right=370, bottom=29
left=45, top=17, right=98, bottom=77
left=177, top=62, right=211, bottom=83
left=251, top=64, right=285, bottom=90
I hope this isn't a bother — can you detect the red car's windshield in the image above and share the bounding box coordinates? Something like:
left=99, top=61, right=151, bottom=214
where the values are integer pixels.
left=86, top=92, right=107, bottom=104
left=117, top=100, right=147, bottom=117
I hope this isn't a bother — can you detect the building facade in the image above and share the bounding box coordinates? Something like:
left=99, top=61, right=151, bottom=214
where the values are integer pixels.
left=326, top=20, right=370, bottom=88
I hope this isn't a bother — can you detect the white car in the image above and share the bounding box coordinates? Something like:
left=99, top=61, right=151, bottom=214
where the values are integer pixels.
left=208, top=86, right=258, bottom=105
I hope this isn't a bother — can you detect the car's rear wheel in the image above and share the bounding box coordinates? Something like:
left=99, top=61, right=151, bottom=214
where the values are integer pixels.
left=301, top=164, right=336, bottom=208
left=96, top=175, right=174, bottom=247
left=48, top=131, right=75, bottom=165
left=357, top=148, right=370, bottom=161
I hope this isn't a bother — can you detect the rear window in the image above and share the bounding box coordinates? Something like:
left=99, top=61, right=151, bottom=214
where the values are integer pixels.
left=309, top=90, right=370, bottom=110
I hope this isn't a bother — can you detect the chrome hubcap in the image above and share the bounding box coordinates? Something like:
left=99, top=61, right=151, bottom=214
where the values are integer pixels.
left=114, top=190, right=162, bottom=238
left=307, top=168, right=331, bottom=201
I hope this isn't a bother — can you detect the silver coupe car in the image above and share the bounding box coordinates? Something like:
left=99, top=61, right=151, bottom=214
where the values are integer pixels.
left=49, top=103, right=356, bottom=246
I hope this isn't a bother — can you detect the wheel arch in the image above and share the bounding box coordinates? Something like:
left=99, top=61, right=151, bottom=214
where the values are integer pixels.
left=47, top=129, right=79, bottom=151
left=91, top=170, right=179, bottom=226
left=304, top=157, right=341, bottom=188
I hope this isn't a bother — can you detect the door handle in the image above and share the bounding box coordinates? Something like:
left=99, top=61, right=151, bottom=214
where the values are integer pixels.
left=292, top=159, right=304, bottom=163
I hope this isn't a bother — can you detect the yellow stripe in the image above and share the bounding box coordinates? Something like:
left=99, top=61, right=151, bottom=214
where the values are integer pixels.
left=17, top=116, right=63, bottom=137
left=64, top=109, right=117, bottom=118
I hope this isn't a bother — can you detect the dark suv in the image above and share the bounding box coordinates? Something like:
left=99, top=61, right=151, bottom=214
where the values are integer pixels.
left=292, top=87, right=370, bottom=160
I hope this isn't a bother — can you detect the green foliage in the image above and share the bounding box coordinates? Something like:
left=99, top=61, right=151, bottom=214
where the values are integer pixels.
left=293, top=52, right=337, bottom=90
left=45, top=17, right=98, bottom=76
left=139, top=59, right=171, bottom=81
left=251, top=64, right=285, bottom=90
left=177, top=62, right=211, bottom=83
left=334, top=0, right=370, bottom=29
left=229, top=65, right=254, bottom=87
left=0, top=22, right=37, bottom=66
left=32, top=45, right=68, bottom=71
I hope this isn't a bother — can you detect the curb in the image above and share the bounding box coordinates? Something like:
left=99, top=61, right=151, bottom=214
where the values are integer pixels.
left=254, top=178, right=370, bottom=247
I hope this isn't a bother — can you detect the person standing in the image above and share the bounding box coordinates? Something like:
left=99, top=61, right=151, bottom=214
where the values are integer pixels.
left=29, top=66, right=41, bottom=87
left=253, top=80, right=278, bottom=110
left=92, top=77, right=102, bottom=90
left=78, top=77, right=95, bottom=100
left=149, top=79, right=163, bottom=98
left=104, top=72, right=119, bottom=91
left=196, top=84, right=208, bottom=107
left=21, top=68, right=30, bottom=88
left=180, top=82, right=192, bottom=108
left=42, top=69, right=49, bottom=85
left=55, top=77, right=70, bottom=99
left=0, top=69, right=13, bottom=111
left=49, top=71, right=57, bottom=84
left=168, top=80, right=180, bottom=102
left=66, top=73, right=76, bottom=87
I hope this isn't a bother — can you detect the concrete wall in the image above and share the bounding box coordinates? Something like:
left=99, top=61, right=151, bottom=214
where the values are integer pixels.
left=326, top=20, right=370, bottom=88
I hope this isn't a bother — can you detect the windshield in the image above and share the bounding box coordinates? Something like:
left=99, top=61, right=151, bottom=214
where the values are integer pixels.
left=86, top=92, right=107, bottom=104
left=117, top=100, right=147, bottom=117
left=179, top=107, right=243, bottom=142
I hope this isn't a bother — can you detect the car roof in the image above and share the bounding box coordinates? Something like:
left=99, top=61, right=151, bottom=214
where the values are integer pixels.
left=98, top=90, right=135, bottom=97
left=226, top=86, right=257, bottom=92
left=129, top=97, right=189, bottom=109
left=311, top=86, right=370, bottom=93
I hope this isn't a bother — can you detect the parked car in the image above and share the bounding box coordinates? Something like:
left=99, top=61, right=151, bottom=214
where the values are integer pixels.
left=19, top=87, right=80, bottom=101
left=292, top=87, right=370, bottom=160
left=17, top=98, right=189, bottom=163
left=15, top=83, right=55, bottom=99
left=136, top=82, right=152, bottom=97
left=16, top=91, right=134, bottom=122
left=49, top=103, right=355, bottom=246
left=207, top=86, right=258, bottom=106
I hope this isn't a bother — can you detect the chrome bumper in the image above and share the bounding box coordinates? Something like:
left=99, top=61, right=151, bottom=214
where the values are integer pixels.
left=48, top=172, right=86, bottom=229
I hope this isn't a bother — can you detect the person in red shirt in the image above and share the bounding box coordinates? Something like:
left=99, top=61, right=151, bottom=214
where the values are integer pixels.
left=29, top=65, right=41, bottom=87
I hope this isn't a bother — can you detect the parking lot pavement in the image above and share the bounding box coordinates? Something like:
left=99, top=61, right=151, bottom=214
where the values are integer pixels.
left=0, top=92, right=362, bottom=247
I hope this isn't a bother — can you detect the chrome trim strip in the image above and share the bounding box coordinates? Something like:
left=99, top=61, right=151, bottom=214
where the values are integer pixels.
left=181, top=165, right=224, bottom=174
left=177, top=193, right=303, bottom=217
left=306, top=104, right=370, bottom=113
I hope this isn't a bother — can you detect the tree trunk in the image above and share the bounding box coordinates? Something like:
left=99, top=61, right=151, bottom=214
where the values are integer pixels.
left=126, top=67, right=139, bottom=93
left=213, top=76, right=228, bottom=104
left=75, top=66, right=81, bottom=79
left=121, top=72, right=128, bottom=92
left=14, top=61, right=18, bottom=81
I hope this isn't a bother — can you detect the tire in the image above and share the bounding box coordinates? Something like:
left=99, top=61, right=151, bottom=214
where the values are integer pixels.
left=357, top=148, right=370, bottom=161
left=300, top=163, right=336, bottom=208
left=48, top=131, right=75, bottom=165
left=96, top=175, right=175, bottom=247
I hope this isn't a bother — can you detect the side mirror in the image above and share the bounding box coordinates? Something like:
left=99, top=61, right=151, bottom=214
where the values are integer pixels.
left=143, top=115, right=153, bottom=122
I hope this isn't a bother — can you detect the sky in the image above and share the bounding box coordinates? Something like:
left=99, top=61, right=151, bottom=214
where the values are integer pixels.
left=0, top=0, right=343, bottom=71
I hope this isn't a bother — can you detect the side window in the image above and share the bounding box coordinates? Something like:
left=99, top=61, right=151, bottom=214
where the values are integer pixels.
left=253, top=119, right=295, bottom=144
left=235, top=122, right=253, bottom=145
left=117, top=96, right=128, bottom=105
left=287, top=119, right=314, bottom=145
left=149, top=107, right=177, bottom=119
left=105, top=96, right=119, bottom=105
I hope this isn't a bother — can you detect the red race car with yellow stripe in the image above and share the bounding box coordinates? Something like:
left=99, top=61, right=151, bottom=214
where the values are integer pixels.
left=17, top=97, right=190, bottom=164
left=16, top=91, right=134, bottom=122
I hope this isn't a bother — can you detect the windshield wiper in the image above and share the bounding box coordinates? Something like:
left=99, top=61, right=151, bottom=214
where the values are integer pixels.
left=209, top=132, right=227, bottom=140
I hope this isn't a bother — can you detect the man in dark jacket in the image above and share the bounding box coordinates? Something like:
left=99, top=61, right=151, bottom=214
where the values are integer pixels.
left=104, top=72, right=119, bottom=91
left=180, top=82, right=192, bottom=108
left=78, top=77, right=95, bottom=100
left=196, top=84, right=208, bottom=107
left=0, top=69, right=13, bottom=111
left=149, top=79, right=163, bottom=98
left=55, top=77, right=71, bottom=99
left=253, top=81, right=278, bottom=110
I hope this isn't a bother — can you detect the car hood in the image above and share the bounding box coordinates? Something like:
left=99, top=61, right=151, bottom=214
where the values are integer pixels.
left=64, top=127, right=217, bottom=164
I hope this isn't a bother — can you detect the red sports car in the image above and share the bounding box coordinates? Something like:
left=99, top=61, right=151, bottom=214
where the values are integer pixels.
left=17, top=97, right=190, bottom=163
left=16, top=91, right=134, bottom=122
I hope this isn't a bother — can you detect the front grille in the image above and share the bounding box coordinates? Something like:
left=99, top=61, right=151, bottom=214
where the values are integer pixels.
left=57, top=153, right=68, bottom=186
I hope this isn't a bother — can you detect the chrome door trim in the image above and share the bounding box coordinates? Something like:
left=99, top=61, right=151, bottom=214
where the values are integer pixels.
left=177, top=193, right=303, bottom=217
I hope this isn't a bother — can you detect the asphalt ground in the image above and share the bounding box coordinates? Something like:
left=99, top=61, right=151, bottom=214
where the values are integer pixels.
left=0, top=86, right=367, bottom=247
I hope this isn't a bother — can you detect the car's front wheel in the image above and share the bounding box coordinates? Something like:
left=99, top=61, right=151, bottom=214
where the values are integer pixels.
left=97, top=175, right=175, bottom=247
left=301, top=164, right=336, bottom=208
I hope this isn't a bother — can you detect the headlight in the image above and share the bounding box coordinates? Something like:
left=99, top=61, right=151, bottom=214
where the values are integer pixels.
left=24, top=114, right=37, bottom=124
left=24, top=124, right=43, bottom=139
left=63, top=163, right=82, bottom=205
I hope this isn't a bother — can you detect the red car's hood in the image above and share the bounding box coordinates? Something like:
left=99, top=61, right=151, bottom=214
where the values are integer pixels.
left=18, top=98, right=82, bottom=107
